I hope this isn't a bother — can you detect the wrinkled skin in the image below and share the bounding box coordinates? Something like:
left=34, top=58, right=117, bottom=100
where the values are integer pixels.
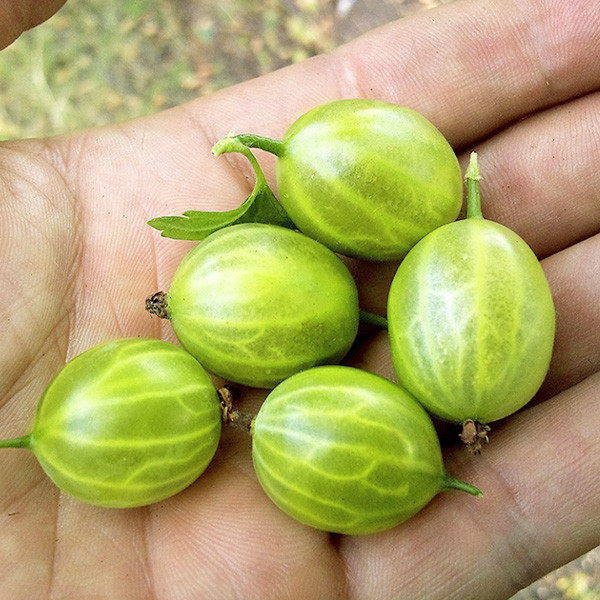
left=1, top=0, right=600, bottom=598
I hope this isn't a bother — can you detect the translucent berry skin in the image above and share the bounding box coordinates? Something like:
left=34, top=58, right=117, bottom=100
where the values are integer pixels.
left=388, top=219, right=555, bottom=424
left=30, top=338, right=221, bottom=508
left=275, top=99, right=463, bottom=261
left=251, top=366, right=474, bottom=535
left=167, top=223, right=360, bottom=389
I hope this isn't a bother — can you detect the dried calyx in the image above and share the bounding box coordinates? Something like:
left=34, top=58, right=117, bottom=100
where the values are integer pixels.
left=218, top=386, right=254, bottom=433
left=459, top=419, right=491, bottom=454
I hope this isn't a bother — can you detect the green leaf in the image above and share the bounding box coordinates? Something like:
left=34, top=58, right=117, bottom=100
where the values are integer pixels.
left=148, top=136, right=295, bottom=240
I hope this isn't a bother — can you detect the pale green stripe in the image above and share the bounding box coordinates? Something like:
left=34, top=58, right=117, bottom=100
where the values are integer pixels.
left=177, top=323, right=350, bottom=367
left=285, top=168, right=419, bottom=247
left=39, top=422, right=219, bottom=448
left=253, top=451, right=416, bottom=529
left=74, top=345, right=201, bottom=395
left=266, top=384, right=385, bottom=412
left=257, top=441, right=439, bottom=503
left=180, top=330, right=308, bottom=365
left=470, top=226, right=527, bottom=417
left=175, top=304, right=351, bottom=329
left=479, top=243, right=533, bottom=408
left=472, top=226, right=491, bottom=416
left=64, top=386, right=214, bottom=410
left=254, top=451, right=361, bottom=528
left=256, top=433, right=437, bottom=493
left=417, top=238, right=457, bottom=401
left=40, top=443, right=214, bottom=491
left=259, top=416, right=416, bottom=453
left=257, top=424, right=404, bottom=465
left=122, top=448, right=214, bottom=486
left=100, top=344, right=185, bottom=375
left=296, top=129, right=455, bottom=216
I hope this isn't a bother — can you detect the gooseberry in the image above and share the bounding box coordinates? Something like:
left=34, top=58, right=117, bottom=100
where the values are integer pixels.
left=0, top=338, right=222, bottom=507
left=147, top=223, right=360, bottom=389
left=149, top=98, right=464, bottom=262
left=251, top=365, right=481, bottom=535
left=387, top=153, right=555, bottom=451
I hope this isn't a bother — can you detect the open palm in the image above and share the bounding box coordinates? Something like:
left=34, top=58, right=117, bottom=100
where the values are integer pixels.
left=2, top=0, right=600, bottom=598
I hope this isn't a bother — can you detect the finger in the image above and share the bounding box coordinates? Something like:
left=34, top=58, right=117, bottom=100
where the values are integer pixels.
left=40, top=0, right=600, bottom=262
left=347, top=228, right=600, bottom=421
left=340, top=370, right=600, bottom=600
left=329, top=0, right=600, bottom=148
left=145, top=448, right=346, bottom=600
left=537, top=232, right=600, bottom=399
left=346, top=89, right=600, bottom=322
left=469, top=91, right=600, bottom=259
left=42, top=0, right=600, bottom=317
left=53, top=0, right=600, bottom=213
left=0, top=0, right=66, bottom=50
left=0, top=464, right=58, bottom=595
left=190, top=0, right=600, bottom=148
left=349, top=104, right=600, bottom=399
left=347, top=230, right=600, bottom=411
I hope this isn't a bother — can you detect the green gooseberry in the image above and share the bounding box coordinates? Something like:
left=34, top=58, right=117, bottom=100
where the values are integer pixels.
left=0, top=338, right=222, bottom=507
left=251, top=365, right=481, bottom=535
left=228, top=98, right=464, bottom=261
left=387, top=153, right=555, bottom=451
left=147, top=223, right=360, bottom=389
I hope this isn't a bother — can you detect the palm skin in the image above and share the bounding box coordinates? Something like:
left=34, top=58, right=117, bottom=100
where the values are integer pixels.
left=1, top=0, right=600, bottom=598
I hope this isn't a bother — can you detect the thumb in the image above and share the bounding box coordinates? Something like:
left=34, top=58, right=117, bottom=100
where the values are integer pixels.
left=0, top=0, right=66, bottom=50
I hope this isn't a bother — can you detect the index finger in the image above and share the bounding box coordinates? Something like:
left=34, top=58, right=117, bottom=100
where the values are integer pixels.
left=192, top=0, right=600, bottom=147
left=85, top=0, right=600, bottom=248
left=53, top=0, right=600, bottom=222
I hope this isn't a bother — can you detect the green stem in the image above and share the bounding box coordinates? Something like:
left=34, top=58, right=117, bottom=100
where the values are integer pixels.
left=210, top=134, right=295, bottom=230
left=465, top=151, right=484, bottom=219
left=359, top=310, right=388, bottom=330
left=0, top=434, right=31, bottom=449
left=212, top=136, right=272, bottom=187
left=233, top=134, right=286, bottom=157
left=441, top=474, right=483, bottom=497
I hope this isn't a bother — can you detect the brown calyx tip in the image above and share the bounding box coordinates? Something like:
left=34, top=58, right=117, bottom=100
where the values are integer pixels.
left=218, top=385, right=253, bottom=433
left=218, top=385, right=240, bottom=421
left=459, top=419, right=491, bottom=454
left=145, top=291, right=169, bottom=319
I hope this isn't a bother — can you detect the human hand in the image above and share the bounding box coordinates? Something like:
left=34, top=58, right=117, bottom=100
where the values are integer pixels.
left=1, top=0, right=599, bottom=598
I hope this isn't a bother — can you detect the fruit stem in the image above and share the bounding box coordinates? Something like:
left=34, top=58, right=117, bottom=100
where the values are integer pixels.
left=212, top=135, right=276, bottom=183
left=441, top=474, right=483, bottom=497
left=465, top=151, right=484, bottom=220
left=359, top=310, right=388, bottom=330
left=210, top=134, right=295, bottom=231
left=0, top=434, right=31, bottom=449
left=231, top=134, right=286, bottom=158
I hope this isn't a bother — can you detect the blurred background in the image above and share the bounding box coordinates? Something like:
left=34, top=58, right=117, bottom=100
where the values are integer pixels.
left=1, top=0, right=599, bottom=598
left=0, top=0, right=453, bottom=139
